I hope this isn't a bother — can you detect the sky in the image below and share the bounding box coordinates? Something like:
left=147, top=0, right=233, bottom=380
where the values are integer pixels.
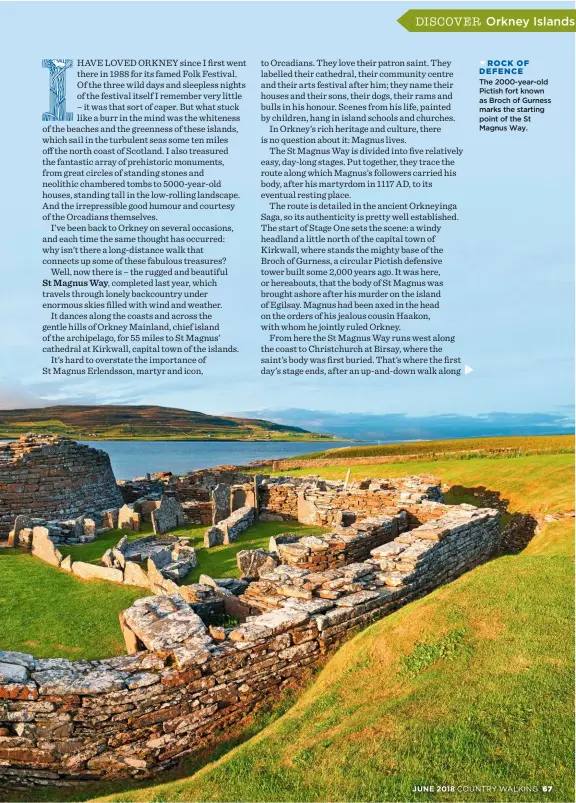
left=0, top=1, right=573, bottom=421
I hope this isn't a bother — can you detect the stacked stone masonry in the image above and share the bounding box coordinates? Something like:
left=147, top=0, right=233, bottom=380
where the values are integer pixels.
left=0, top=436, right=122, bottom=538
left=0, top=490, right=500, bottom=787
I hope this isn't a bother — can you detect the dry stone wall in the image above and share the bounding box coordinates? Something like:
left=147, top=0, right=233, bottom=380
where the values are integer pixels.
left=173, top=468, right=255, bottom=499
left=259, top=483, right=299, bottom=519
left=204, top=506, right=256, bottom=548
left=0, top=501, right=500, bottom=788
left=273, top=512, right=407, bottom=572
left=0, top=436, right=122, bottom=538
left=296, top=479, right=443, bottom=528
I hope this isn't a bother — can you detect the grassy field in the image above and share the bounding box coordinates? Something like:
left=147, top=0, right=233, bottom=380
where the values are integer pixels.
left=291, top=434, right=574, bottom=462
left=0, top=521, right=326, bottom=661
left=97, top=517, right=573, bottom=803
left=0, top=550, right=148, bottom=661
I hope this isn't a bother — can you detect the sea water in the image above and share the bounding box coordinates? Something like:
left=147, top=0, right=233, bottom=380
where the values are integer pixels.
left=81, top=439, right=356, bottom=480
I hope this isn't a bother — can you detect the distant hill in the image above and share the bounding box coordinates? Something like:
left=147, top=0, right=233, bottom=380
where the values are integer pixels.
left=0, top=405, right=333, bottom=441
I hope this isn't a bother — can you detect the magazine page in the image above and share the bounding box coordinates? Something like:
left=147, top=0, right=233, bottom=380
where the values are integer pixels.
left=0, top=2, right=573, bottom=802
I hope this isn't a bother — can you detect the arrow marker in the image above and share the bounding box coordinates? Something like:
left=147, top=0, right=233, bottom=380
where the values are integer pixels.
left=464, top=365, right=474, bottom=375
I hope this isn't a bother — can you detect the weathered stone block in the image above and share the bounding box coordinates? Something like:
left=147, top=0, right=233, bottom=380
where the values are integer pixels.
left=204, top=526, right=224, bottom=548
left=237, top=549, right=279, bottom=579
left=123, top=562, right=150, bottom=588
left=7, top=515, right=33, bottom=548
left=60, top=555, right=73, bottom=573
left=212, top=483, right=231, bottom=524
left=72, top=562, right=124, bottom=583
left=149, top=546, right=172, bottom=570
left=118, top=504, right=141, bottom=532
left=31, top=527, right=62, bottom=567
left=0, top=662, right=29, bottom=684
left=102, top=508, right=119, bottom=529
left=152, top=495, right=186, bottom=535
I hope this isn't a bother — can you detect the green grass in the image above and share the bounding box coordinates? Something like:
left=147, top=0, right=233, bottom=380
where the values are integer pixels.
left=0, top=521, right=326, bottom=661
left=399, top=627, right=469, bottom=680
left=59, top=529, right=147, bottom=564
left=179, top=521, right=328, bottom=584
left=97, top=518, right=574, bottom=803
left=292, top=434, right=574, bottom=461
left=0, top=550, right=148, bottom=660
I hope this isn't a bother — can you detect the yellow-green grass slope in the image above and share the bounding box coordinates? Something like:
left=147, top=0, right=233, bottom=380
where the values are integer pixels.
left=281, top=453, right=574, bottom=519
left=292, top=434, right=573, bottom=461
left=97, top=451, right=574, bottom=803
left=98, top=520, right=574, bottom=803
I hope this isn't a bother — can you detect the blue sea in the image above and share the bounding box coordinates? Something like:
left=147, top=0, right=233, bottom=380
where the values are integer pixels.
left=81, top=440, right=355, bottom=480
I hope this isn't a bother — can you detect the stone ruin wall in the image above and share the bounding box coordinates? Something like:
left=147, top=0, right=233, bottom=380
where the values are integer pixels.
left=0, top=436, right=122, bottom=539
left=258, top=475, right=444, bottom=527
left=121, top=469, right=445, bottom=534
left=0, top=450, right=504, bottom=788
left=172, top=470, right=258, bottom=526
left=174, top=468, right=256, bottom=499
left=259, top=483, right=299, bottom=520
left=270, top=511, right=409, bottom=572
left=0, top=503, right=501, bottom=788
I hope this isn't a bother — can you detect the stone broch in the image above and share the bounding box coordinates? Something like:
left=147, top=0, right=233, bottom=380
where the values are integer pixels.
left=0, top=435, right=122, bottom=539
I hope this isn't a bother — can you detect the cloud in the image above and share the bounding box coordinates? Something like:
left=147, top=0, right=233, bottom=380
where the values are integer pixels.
left=0, top=379, right=47, bottom=409
left=0, top=377, right=148, bottom=409
left=231, top=407, right=575, bottom=441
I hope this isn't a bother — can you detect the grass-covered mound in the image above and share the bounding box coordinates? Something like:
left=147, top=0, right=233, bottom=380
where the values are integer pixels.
left=98, top=517, right=574, bottom=803
left=0, top=521, right=326, bottom=661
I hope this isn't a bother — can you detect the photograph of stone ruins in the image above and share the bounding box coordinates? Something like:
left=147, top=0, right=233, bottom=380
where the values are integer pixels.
left=0, top=431, right=573, bottom=802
